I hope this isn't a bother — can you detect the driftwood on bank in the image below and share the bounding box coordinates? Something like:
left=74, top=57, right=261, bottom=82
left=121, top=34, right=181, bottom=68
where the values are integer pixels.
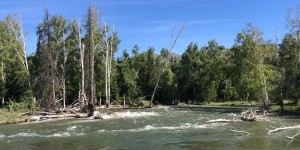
left=204, top=119, right=241, bottom=124
left=241, top=109, right=256, bottom=121
left=268, top=125, right=300, bottom=134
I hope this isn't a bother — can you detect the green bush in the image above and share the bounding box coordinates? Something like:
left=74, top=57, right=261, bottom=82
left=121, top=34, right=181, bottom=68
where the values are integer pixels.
left=7, top=100, right=29, bottom=112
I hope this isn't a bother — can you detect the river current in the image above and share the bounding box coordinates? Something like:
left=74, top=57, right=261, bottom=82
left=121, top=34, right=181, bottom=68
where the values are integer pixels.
left=0, top=106, right=300, bottom=150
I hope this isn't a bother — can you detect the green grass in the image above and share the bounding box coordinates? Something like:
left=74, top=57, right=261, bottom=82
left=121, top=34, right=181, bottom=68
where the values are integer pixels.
left=0, top=109, right=27, bottom=125
left=270, top=104, right=300, bottom=114
left=203, top=101, right=256, bottom=106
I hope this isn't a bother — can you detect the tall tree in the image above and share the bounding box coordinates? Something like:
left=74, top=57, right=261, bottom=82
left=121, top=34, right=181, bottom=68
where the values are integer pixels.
left=52, top=15, right=68, bottom=109
left=0, top=15, right=33, bottom=107
left=84, top=6, right=98, bottom=115
left=231, top=23, right=276, bottom=110
left=178, top=43, right=201, bottom=103
left=36, top=10, right=66, bottom=110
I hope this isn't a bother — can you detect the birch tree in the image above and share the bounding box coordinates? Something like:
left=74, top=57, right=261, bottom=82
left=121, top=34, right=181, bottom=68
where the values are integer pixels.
left=73, top=21, right=86, bottom=106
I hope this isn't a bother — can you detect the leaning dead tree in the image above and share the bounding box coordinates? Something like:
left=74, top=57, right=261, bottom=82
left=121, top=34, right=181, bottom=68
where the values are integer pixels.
left=150, top=24, right=185, bottom=107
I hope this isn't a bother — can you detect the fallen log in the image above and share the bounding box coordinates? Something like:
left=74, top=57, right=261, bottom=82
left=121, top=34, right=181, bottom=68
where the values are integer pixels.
left=40, top=113, right=88, bottom=119
left=28, top=113, right=89, bottom=122
left=267, top=125, right=300, bottom=134
left=230, top=129, right=250, bottom=135
left=204, top=119, right=240, bottom=124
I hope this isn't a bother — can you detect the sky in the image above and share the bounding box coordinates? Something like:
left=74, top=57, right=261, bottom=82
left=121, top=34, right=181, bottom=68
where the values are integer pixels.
left=0, top=0, right=299, bottom=56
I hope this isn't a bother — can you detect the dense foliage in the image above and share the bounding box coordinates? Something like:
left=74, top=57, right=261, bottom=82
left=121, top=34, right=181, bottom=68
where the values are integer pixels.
left=1, top=7, right=300, bottom=112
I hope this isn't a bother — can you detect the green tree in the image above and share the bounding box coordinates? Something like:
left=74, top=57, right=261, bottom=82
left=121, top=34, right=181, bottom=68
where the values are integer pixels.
left=178, top=43, right=201, bottom=103
left=231, top=23, right=276, bottom=110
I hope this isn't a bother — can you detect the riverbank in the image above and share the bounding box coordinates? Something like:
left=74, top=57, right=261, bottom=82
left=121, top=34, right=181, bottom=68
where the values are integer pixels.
left=1, top=101, right=299, bottom=125
left=2, top=105, right=299, bottom=149
left=0, top=109, right=28, bottom=125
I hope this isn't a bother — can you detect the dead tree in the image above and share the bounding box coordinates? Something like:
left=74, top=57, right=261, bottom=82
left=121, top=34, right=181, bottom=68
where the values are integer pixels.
left=84, top=6, right=97, bottom=116
left=103, top=19, right=116, bottom=108
left=104, top=23, right=109, bottom=107
left=36, top=9, right=57, bottom=110
left=150, top=24, right=185, bottom=107
left=60, top=43, right=69, bottom=109
left=75, top=22, right=86, bottom=106
left=0, top=42, right=4, bottom=107
left=274, top=32, right=284, bottom=111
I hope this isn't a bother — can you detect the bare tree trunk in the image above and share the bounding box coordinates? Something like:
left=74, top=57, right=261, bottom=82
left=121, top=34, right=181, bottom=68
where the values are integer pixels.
left=80, top=43, right=86, bottom=106
left=123, top=94, right=125, bottom=108
left=103, top=23, right=110, bottom=108
left=45, top=10, right=56, bottom=110
left=150, top=75, right=161, bottom=107
left=76, top=22, right=86, bottom=106
left=99, top=93, right=102, bottom=107
left=85, top=6, right=96, bottom=116
left=274, top=32, right=284, bottom=111
left=105, top=36, right=109, bottom=107
left=62, top=68, right=66, bottom=109
left=61, top=42, right=69, bottom=109
left=108, top=26, right=114, bottom=107
left=1, top=52, right=4, bottom=107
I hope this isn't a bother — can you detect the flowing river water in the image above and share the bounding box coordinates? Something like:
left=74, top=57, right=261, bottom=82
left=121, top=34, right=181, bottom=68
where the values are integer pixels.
left=1, top=106, right=300, bottom=150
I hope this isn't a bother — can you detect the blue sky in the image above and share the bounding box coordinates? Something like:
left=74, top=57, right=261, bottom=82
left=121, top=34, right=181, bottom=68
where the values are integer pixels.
left=0, top=0, right=299, bottom=56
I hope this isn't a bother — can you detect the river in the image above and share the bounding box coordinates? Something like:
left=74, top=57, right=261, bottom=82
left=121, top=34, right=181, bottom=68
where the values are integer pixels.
left=0, top=106, right=300, bottom=150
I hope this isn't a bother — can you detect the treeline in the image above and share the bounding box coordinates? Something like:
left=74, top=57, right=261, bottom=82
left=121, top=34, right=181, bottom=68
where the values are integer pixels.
left=1, top=6, right=300, bottom=111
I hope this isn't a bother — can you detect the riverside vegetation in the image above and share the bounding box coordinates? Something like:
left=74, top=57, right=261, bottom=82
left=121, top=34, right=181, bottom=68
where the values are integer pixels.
left=2, top=6, right=300, bottom=124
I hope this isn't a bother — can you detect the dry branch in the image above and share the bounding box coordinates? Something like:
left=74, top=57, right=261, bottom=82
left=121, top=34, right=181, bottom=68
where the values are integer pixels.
left=230, top=129, right=250, bottom=135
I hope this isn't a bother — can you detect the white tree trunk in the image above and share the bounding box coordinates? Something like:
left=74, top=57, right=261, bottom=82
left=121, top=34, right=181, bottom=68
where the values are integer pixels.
left=76, top=22, right=86, bottom=106
left=108, top=28, right=114, bottom=107
left=103, top=24, right=110, bottom=108
left=105, top=38, right=109, bottom=107
left=123, top=94, right=125, bottom=107
left=1, top=52, right=4, bottom=107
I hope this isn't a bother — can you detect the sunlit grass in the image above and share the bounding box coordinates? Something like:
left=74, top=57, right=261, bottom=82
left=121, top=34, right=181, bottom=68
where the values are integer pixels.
left=270, top=104, right=300, bottom=114
left=0, top=109, right=27, bottom=125
left=203, top=101, right=256, bottom=106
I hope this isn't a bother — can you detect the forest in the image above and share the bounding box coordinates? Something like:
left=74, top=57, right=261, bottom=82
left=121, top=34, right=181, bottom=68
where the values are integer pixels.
left=1, top=6, right=300, bottom=114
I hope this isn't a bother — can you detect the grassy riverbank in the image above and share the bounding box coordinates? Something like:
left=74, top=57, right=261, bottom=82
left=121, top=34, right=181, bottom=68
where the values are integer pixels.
left=202, top=101, right=255, bottom=107
left=0, top=109, right=28, bottom=125
left=1, top=100, right=300, bottom=125
left=270, top=105, right=300, bottom=115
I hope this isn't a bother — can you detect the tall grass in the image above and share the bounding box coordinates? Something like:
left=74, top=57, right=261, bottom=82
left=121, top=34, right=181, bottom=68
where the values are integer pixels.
left=0, top=101, right=29, bottom=125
